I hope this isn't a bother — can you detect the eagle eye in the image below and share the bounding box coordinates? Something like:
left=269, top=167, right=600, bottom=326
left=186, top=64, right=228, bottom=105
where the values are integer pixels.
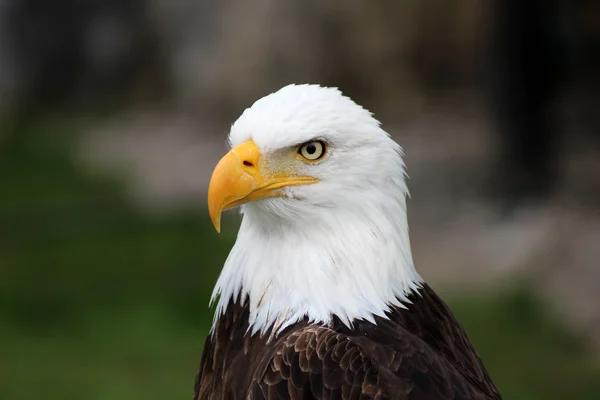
left=298, top=141, right=327, bottom=162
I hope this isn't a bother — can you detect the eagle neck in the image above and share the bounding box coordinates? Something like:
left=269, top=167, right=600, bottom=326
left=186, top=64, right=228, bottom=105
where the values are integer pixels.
left=210, top=199, right=422, bottom=336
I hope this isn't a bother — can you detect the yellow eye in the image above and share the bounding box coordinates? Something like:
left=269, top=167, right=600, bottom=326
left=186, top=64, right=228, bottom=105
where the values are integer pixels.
left=298, top=141, right=326, bottom=161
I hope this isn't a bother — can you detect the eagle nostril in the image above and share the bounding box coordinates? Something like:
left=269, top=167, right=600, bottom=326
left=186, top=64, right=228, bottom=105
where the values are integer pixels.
left=243, top=161, right=254, bottom=167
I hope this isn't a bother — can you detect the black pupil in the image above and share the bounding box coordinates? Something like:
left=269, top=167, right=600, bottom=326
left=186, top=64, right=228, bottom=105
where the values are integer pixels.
left=306, top=144, right=317, bottom=155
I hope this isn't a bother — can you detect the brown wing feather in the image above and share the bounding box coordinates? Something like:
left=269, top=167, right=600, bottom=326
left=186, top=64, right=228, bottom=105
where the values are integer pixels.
left=194, top=285, right=501, bottom=400
left=249, top=323, right=497, bottom=400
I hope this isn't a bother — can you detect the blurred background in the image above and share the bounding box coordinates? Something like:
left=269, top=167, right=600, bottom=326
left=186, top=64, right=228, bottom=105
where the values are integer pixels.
left=1, top=0, right=600, bottom=399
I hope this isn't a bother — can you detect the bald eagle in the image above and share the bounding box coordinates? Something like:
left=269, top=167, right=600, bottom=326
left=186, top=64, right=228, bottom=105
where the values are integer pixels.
left=194, top=84, right=501, bottom=400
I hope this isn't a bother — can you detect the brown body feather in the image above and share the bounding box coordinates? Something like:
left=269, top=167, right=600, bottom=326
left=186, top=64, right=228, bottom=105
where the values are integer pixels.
left=194, top=284, right=501, bottom=400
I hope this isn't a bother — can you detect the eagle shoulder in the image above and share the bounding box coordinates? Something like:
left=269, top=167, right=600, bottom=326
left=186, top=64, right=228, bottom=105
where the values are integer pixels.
left=249, top=323, right=499, bottom=400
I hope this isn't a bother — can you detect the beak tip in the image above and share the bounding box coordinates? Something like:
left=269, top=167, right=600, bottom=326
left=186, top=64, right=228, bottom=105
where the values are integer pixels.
left=209, top=207, right=222, bottom=233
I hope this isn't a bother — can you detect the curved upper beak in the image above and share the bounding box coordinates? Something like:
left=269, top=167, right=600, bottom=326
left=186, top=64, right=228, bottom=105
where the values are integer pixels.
left=207, top=140, right=318, bottom=232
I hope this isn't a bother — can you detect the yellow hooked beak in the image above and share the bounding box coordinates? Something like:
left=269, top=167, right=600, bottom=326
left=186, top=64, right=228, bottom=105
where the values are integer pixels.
left=208, top=140, right=318, bottom=232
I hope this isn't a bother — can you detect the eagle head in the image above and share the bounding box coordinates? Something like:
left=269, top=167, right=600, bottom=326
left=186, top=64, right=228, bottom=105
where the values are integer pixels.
left=207, top=84, right=421, bottom=334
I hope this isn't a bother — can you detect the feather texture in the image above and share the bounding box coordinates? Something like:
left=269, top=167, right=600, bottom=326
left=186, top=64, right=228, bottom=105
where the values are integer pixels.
left=196, top=84, right=500, bottom=399
left=194, top=284, right=501, bottom=400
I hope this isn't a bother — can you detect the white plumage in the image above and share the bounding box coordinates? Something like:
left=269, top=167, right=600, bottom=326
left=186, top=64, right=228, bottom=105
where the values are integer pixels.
left=210, top=84, right=422, bottom=336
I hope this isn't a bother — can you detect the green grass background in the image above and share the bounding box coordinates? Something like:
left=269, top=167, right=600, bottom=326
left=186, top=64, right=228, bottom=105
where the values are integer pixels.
left=1, top=117, right=599, bottom=399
